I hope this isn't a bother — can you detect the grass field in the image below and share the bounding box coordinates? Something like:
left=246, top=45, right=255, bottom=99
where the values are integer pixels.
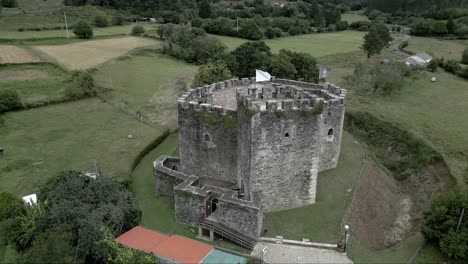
left=0, top=63, right=71, bottom=105
left=0, top=98, right=162, bottom=196
left=0, top=24, right=155, bottom=40
left=94, top=53, right=197, bottom=127
left=34, top=36, right=159, bottom=69
left=342, top=11, right=370, bottom=23
left=131, top=134, right=250, bottom=253
left=406, top=36, right=468, bottom=61
left=213, top=31, right=365, bottom=57
left=263, top=131, right=366, bottom=243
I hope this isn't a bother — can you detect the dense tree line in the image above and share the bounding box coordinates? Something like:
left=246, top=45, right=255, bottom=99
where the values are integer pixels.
left=0, top=171, right=148, bottom=263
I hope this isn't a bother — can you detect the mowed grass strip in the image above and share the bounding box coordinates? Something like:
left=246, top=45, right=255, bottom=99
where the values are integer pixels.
left=34, top=36, right=159, bottom=69
left=94, top=54, right=197, bottom=127
left=213, top=30, right=365, bottom=57
left=0, top=98, right=162, bottom=196
left=263, top=132, right=366, bottom=243
left=342, top=11, right=370, bottom=23
left=406, top=36, right=468, bottom=61
left=0, top=63, right=70, bottom=105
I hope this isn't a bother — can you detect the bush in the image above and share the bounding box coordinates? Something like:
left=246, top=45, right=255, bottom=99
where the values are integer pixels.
left=357, top=25, right=368, bottom=31
left=1, top=0, right=17, bottom=8
left=273, top=27, right=282, bottom=37
left=0, top=90, right=22, bottom=113
left=350, top=20, right=371, bottom=29
left=443, top=59, right=462, bottom=73
left=65, top=70, right=97, bottom=99
left=131, top=25, right=145, bottom=36
left=458, top=66, right=468, bottom=79
left=111, top=16, right=124, bottom=26
left=94, top=15, right=108, bottom=27
left=336, top=21, right=349, bottom=31
left=264, top=27, right=276, bottom=39
left=191, top=17, right=203, bottom=28
left=131, top=130, right=171, bottom=170
left=192, top=62, right=233, bottom=88
left=72, top=20, right=93, bottom=39
left=462, top=47, right=468, bottom=64
left=427, top=59, right=438, bottom=72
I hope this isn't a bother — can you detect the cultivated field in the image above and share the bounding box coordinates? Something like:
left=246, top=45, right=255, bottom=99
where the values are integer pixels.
left=34, top=36, right=159, bottom=69
left=94, top=53, right=197, bottom=127
left=213, top=30, right=365, bottom=57
left=0, top=63, right=71, bottom=105
left=342, top=11, right=370, bottom=23
left=0, top=98, right=162, bottom=196
left=406, top=36, right=468, bottom=61
left=0, top=45, right=40, bottom=63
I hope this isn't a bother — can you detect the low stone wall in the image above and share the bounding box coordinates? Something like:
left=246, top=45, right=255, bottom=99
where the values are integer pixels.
left=154, top=155, right=263, bottom=239
left=259, top=236, right=338, bottom=250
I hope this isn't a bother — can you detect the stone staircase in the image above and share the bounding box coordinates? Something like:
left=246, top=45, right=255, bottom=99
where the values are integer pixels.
left=199, top=217, right=256, bottom=249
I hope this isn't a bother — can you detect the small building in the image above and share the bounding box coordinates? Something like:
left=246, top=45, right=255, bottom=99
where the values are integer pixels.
left=404, top=52, right=432, bottom=69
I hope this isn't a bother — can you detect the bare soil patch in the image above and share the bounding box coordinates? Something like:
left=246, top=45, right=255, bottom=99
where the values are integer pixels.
left=0, top=45, right=40, bottom=64
left=348, top=159, right=454, bottom=250
left=0, top=70, right=49, bottom=82
left=34, top=37, right=158, bottom=69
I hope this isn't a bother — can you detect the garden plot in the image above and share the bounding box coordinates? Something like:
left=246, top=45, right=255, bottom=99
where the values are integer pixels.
left=34, top=36, right=158, bottom=69
left=0, top=45, right=40, bottom=63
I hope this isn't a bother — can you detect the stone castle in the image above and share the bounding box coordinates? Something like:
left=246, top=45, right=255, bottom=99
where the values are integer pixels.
left=154, top=77, right=346, bottom=247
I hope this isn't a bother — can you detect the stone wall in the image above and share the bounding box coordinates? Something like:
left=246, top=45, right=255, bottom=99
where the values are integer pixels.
left=178, top=100, right=239, bottom=188
left=218, top=201, right=263, bottom=238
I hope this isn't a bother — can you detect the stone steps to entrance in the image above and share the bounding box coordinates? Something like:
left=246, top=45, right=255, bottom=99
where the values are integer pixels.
left=199, top=217, right=256, bottom=249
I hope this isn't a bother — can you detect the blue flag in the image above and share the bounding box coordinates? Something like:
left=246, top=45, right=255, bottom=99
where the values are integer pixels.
left=319, top=67, right=331, bottom=79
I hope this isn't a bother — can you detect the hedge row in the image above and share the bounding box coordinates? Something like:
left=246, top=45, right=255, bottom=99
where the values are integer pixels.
left=130, top=129, right=172, bottom=171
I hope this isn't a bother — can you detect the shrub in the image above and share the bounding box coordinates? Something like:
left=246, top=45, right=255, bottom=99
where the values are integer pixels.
left=131, top=25, right=145, bottom=36
left=273, top=27, right=282, bottom=37
left=191, top=17, right=203, bottom=28
left=65, top=70, right=97, bottom=99
left=350, top=20, right=371, bottom=29
left=192, top=62, right=233, bottom=87
left=111, top=16, right=124, bottom=26
left=336, top=21, right=349, bottom=31
left=427, top=59, right=438, bottom=72
left=458, top=66, right=468, bottom=79
left=443, top=59, right=462, bottom=73
left=94, top=15, right=108, bottom=27
left=357, top=25, right=368, bottom=31
left=131, top=130, right=171, bottom=170
left=462, top=47, right=468, bottom=64
left=1, top=0, right=17, bottom=8
left=72, top=20, right=93, bottom=39
left=0, top=90, right=22, bottom=113
left=264, top=27, right=276, bottom=39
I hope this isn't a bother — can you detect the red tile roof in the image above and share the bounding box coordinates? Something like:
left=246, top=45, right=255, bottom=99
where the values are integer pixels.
left=114, top=226, right=169, bottom=253
left=153, top=235, right=214, bottom=264
left=115, top=226, right=214, bottom=264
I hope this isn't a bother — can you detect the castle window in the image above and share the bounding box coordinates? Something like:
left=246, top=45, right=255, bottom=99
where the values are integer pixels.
left=326, top=128, right=334, bottom=142
left=172, top=165, right=178, bottom=171
left=284, top=133, right=290, bottom=138
left=204, top=134, right=211, bottom=142
left=328, top=111, right=332, bottom=116
left=328, top=129, right=334, bottom=136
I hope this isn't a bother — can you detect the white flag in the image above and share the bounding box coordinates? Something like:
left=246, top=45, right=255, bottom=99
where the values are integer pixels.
left=256, top=69, right=271, bottom=82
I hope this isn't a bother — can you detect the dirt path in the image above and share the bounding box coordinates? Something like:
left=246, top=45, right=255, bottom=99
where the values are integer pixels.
left=0, top=45, right=40, bottom=63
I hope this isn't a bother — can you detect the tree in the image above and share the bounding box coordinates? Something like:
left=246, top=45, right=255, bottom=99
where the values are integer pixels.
left=0, top=90, right=22, bottom=113
left=101, top=227, right=157, bottom=264
left=362, top=22, right=392, bottom=58
left=112, top=16, right=125, bottom=26
left=37, top=171, right=141, bottom=262
left=462, top=47, right=468, bottom=64
left=198, top=0, right=212, bottom=19
left=1, top=0, right=18, bottom=8
left=192, top=62, right=233, bottom=87
left=72, top=20, right=93, bottom=39
left=422, top=190, right=468, bottom=260
left=131, top=25, right=145, bottom=35
left=271, top=52, right=297, bottom=79
left=427, top=59, right=438, bottom=72
left=433, top=22, right=448, bottom=35
left=28, top=228, right=74, bottom=263
left=447, top=17, right=456, bottom=34
left=239, top=19, right=263, bottom=40
left=443, top=59, right=461, bottom=73
left=231, top=41, right=272, bottom=77
left=265, top=27, right=276, bottom=39
left=94, top=15, right=108, bottom=27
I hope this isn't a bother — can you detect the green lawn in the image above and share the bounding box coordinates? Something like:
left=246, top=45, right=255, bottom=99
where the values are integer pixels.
left=0, top=98, right=162, bottom=196
left=0, top=63, right=71, bottom=105
left=132, top=134, right=250, bottom=253
left=213, top=31, right=365, bottom=57
left=94, top=53, right=197, bottom=127
left=0, top=24, right=155, bottom=40
left=406, top=36, right=468, bottom=61
left=342, top=12, right=369, bottom=23
left=263, top=132, right=366, bottom=243
left=347, top=70, right=468, bottom=186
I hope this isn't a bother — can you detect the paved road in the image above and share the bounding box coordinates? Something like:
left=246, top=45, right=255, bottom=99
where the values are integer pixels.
left=253, top=242, right=353, bottom=264
left=391, top=33, right=411, bottom=57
